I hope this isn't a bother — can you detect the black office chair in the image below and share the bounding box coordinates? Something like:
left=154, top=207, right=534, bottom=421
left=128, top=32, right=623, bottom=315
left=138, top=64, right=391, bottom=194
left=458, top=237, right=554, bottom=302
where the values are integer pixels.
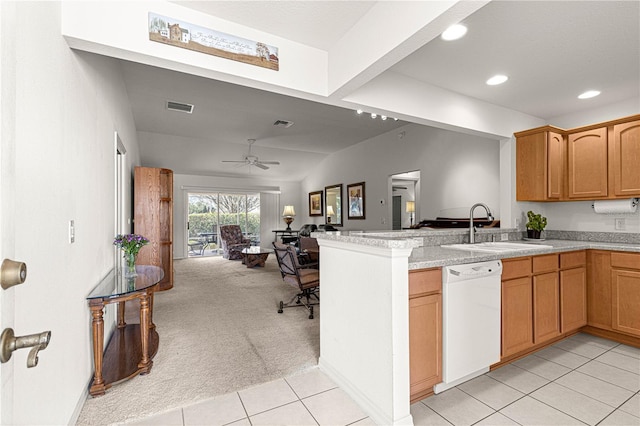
left=272, top=242, right=319, bottom=319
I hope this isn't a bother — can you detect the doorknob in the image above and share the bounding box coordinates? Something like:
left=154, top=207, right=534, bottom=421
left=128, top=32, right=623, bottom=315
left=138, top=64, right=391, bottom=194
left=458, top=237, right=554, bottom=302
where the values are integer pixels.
left=0, top=328, right=51, bottom=368
left=1, top=259, right=27, bottom=289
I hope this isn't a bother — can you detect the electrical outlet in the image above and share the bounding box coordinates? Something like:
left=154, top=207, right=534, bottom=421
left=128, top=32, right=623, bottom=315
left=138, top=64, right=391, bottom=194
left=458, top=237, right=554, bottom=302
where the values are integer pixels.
left=69, top=220, right=75, bottom=243
left=615, top=218, right=625, bottom=230
left=381, top=217, right=386, bottom=225
left=501, top=233, right=509, bottom=241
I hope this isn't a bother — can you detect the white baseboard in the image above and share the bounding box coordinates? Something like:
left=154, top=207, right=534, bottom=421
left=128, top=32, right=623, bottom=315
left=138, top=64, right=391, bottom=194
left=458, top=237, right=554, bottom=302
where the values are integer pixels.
left=319, top=357, right=414, bottom=426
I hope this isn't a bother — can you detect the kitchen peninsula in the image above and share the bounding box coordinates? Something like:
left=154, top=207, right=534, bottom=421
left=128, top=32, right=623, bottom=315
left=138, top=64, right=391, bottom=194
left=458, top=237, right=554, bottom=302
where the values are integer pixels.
left=315, top=229, right=640, bottom=426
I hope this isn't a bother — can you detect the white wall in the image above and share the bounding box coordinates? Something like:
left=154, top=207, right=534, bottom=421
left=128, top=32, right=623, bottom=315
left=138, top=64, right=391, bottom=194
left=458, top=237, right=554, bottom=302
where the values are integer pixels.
left=172, top=173, right=301, bottom=257
left=300, top=122, right=501, bottom=231
left=2, top=3, right=140, bottom=424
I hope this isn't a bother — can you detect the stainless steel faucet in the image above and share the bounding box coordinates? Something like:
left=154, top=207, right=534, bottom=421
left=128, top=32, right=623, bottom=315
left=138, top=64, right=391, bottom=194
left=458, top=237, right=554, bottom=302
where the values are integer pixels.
left=469, top=203, right=494, bottom=244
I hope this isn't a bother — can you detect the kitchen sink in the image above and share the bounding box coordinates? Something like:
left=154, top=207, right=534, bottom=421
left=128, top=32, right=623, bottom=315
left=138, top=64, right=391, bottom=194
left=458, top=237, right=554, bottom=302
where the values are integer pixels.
left=442, top=241, right=553, bottom=253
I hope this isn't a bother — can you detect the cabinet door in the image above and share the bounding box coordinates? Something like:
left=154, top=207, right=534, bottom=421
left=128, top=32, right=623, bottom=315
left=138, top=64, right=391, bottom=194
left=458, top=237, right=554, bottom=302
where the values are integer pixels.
left=587, top=250, right=612, bottom=329
left=612, top=120, right=640, bottom=196
left=533, top=272, right=561, bottom=343
left=502, top=277, right=533, bottom=358
left=409, top=294, right=442, bottom=398
left=547, top=131, right=564, bottom=199
left=611, top=269, right=640, bottom=337
left=560, top=267, right=587, bottom=332
left=568, top=127, right=608, bottom=198
left=516, top=131, right=563, bottom=201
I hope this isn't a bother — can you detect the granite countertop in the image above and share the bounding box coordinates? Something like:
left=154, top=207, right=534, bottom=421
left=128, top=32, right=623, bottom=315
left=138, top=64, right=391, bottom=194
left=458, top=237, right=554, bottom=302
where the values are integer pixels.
left=313, top=229, right=640, bottom=270
left=408, top=239, right=640, bottom=270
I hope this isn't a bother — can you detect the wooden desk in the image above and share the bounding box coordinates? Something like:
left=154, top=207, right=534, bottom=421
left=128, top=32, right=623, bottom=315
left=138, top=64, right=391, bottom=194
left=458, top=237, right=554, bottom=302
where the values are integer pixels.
left=86, top=265, right=164, bottom=396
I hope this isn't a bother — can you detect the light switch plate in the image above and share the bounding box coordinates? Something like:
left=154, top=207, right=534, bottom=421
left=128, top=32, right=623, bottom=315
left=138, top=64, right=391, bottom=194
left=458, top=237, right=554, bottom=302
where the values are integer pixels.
left=615, top=218, right=625, bottom=230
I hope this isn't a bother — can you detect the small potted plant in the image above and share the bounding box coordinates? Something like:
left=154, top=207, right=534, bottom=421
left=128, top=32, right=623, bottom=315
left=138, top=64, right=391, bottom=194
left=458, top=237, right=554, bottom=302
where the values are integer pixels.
left=525, top=210, right=547, bottom=239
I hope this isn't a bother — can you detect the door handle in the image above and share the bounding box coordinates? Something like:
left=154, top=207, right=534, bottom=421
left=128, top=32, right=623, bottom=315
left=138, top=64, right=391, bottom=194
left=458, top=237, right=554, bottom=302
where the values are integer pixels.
left=1, top=259, right=27, bottom=289
left=1, top=328, right=51, bottom=368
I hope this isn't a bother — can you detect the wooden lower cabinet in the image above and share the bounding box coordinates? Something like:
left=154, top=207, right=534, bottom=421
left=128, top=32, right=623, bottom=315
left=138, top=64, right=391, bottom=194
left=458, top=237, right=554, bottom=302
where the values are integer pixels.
left=560, top=267, right=587, bottom=332
left=533, top=272, right=561, bottom=343
left=587, top=250, right=612, bottom=329
left=501, top=251, right=588, bottom=360
left=611, top=252, right=640, bottom=337
left=409, top=268, right=442, bottom=402
left=502, top=276, right=533, bottom=357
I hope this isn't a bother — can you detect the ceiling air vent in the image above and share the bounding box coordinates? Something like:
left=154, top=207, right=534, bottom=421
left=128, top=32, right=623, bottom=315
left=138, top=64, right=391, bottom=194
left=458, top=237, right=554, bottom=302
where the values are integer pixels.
left=166, top=101, right=194, bottom=114
left=273, top=119, right=294, bottom=128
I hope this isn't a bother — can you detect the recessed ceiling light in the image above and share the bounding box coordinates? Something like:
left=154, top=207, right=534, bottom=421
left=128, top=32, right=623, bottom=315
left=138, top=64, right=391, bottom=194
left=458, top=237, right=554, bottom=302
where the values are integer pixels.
left=441, top=24, right=467, bottom=41
left=578, top=90, right=601, bottom=99
left=486, top=75, right=509, bottom=86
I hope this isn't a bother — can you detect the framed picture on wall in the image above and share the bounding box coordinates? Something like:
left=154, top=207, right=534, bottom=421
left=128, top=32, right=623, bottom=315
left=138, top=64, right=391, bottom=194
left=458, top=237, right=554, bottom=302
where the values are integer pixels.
left=347, top=182, right=365, bottom=220
left=309, top=190, right=323, bottom=216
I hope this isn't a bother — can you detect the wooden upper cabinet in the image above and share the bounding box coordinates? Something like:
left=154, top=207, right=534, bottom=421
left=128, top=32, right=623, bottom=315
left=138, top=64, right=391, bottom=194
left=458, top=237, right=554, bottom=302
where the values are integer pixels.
left=568, top=127, right=608, bottom=199
left=516, top=130, right=564, bottom=201
left=515, top=114, right=640, bottom=202
left=612, top=120, right=640, bottom=197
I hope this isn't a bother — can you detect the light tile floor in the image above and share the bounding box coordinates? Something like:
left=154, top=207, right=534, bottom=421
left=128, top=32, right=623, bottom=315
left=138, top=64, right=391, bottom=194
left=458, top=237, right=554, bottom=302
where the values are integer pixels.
left=125, top=333, right=640, bottom=425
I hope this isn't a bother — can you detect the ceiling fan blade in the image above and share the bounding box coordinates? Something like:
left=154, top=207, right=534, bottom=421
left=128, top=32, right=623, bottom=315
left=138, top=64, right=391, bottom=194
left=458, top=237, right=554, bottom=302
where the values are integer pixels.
left=259, top=161, right=280, bottom=165
left=254, top=163, right=269, bottom=170
left=221, top=160, right=247, bottom=163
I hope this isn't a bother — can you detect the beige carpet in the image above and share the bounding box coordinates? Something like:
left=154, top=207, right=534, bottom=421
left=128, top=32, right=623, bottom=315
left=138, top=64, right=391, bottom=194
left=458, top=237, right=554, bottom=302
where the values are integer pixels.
left=77, top=255, right=319, bottom=425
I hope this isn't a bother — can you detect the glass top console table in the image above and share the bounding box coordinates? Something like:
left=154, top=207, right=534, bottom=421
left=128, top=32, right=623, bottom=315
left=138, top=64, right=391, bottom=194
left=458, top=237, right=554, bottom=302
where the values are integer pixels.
left=86, top=265, right=164, bottom=396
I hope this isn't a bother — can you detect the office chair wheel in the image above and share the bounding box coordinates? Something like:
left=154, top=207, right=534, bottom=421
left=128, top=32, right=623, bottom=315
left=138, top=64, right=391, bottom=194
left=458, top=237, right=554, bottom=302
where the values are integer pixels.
left=308, top=306, right=314, bottom=319
left=278, top=301, right=284, bottom=314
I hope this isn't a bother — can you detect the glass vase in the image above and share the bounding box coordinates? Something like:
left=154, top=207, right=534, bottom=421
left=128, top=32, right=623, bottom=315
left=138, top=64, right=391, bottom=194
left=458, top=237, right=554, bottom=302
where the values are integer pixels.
left=125, top=252, right=138, bottom=277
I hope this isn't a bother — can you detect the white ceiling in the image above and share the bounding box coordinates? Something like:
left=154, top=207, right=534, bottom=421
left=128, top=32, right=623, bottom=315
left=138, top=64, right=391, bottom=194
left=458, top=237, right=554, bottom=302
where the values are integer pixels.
left=129, top=1, right=640, bottom=181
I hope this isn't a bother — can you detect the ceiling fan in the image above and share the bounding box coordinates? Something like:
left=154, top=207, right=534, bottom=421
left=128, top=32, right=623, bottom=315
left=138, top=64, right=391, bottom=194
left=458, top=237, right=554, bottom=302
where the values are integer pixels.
left=221, top=139, right=280, bottom=170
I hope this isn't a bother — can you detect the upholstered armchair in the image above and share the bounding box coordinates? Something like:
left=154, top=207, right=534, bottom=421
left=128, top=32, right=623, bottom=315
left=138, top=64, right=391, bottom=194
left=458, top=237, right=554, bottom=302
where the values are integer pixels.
left=219, top=225, right=251, bottom=260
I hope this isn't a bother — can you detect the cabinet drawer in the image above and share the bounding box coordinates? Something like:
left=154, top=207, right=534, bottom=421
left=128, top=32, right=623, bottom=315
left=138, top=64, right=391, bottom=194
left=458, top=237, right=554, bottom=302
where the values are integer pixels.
left=561, top=251, right=586, bottom=269
left=409, top=268, right=442, bottom=297
left=611, top=252, right=640, bottom=270
left=502, top=257, right=531, bottom=280
left=533, top=254, right=558, bottom=273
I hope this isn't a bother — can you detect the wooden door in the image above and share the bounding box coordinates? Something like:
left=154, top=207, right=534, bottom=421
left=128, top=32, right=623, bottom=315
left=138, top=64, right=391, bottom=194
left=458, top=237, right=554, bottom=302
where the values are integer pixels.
left=567, top=127, right=608, bottom=198
left=501, top=277, right=533, bottom=357
left=587, top=250, right=612, bottom=329
left=611, top=269, right=640, bottom=337
left=533, top=272, right=561, bottom=343
left=612, top=120, right=640, bottom=196
left=409, top=293, right=442, bottom=398
left=560, top=267, right=587, bottom=332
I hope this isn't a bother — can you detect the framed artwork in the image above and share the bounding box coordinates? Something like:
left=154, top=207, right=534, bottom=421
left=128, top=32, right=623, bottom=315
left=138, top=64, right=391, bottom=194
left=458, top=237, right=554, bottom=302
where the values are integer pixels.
left=148, top=13, right=279, bottom=71
left=309, top=191, right=323, bottom=216
left=347, top=182, right=366, bottom=220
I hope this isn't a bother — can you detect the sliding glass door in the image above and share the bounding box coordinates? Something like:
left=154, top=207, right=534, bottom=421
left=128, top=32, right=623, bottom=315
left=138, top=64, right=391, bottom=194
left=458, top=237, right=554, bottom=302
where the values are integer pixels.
left=187, top=192, right=260, bottom=257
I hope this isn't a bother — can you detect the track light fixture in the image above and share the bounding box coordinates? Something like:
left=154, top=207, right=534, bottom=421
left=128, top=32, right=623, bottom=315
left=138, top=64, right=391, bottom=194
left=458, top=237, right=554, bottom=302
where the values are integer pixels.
left=354, top=109, right=398, bottom=122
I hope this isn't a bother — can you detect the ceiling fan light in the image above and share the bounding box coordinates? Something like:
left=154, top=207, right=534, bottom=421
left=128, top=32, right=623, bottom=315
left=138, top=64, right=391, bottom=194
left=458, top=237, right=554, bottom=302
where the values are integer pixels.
left=486, top=74, right=508, bottom=86
left=578, top=90, right=600, bottom=99
left=441, top=24, right=467, bottom=41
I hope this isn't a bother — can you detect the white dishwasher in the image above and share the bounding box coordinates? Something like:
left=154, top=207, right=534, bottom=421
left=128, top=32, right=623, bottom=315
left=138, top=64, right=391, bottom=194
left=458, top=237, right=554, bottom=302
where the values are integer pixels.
left=434, top=259, right=502, bottom=393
